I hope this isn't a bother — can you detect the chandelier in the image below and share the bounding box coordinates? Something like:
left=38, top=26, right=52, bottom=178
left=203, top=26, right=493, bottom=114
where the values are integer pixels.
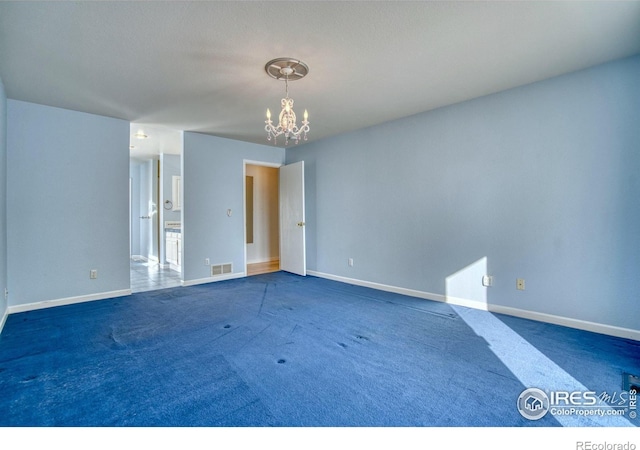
left=264, top=58, right=310, bottom=145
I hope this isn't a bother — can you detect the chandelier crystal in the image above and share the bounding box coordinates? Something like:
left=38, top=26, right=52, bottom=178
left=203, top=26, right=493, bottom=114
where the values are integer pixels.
left=264, top=58, right=310, bottom=145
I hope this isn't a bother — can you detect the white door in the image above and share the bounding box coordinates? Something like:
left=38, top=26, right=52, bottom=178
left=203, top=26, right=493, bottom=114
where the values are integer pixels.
left=279, top=161, right=306, bottom=276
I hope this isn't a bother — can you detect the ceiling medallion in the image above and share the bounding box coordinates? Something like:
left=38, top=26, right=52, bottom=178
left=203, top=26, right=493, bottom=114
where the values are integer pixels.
left=264, top=58, right=310, bottom=145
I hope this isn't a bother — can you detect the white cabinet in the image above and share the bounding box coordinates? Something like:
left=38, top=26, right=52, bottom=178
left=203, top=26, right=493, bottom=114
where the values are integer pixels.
left=166, top=231, right=182, bottom=272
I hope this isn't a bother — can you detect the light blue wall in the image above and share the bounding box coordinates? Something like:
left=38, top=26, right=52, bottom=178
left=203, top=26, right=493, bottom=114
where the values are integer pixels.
left=2, top=57, right=638, bottom=334
left=286, top=55, right=640, bottom=332
left=130, top=159, right=158, bottom=259
left=0, top=78, right=7, bottom=323
left=150, top=159, right=160, bottom=261
left=182, top=132, right=284, bottom=282
left=132, top=156, right=176, bottom=264
left=161, top=154, right=181, bottom=226
left=129, top=161, right=142, bottom=257
left=136, top=159, right=155, bottom=261
left=7, top=100, right=130, bottom=307
left=160, top=153, right=181, bottom=265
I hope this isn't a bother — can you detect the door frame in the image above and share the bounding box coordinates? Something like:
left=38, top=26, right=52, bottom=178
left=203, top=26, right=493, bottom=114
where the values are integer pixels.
left=243, top=160, right=283, bottom=275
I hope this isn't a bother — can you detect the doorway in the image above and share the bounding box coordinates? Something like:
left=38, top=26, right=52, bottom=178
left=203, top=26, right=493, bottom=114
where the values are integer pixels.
left=245, top=163, right=280, bottom=276
left=130, top=157, right=184, bottom=292
left=129, top=125, right=184, bottom=292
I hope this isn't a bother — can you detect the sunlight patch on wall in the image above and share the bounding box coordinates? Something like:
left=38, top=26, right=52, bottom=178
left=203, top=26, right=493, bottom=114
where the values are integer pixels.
left=445, top=257, right=488, bottom=307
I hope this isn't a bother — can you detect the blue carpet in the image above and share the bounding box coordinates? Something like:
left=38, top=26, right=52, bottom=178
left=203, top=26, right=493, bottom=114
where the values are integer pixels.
left=0, top=272, right=638, bottom=426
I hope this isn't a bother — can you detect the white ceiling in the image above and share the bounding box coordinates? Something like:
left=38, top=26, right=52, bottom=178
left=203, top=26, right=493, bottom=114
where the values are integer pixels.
left=1, top=1, right=640, bottom=157
left=129, top=123, right=183, bottom=161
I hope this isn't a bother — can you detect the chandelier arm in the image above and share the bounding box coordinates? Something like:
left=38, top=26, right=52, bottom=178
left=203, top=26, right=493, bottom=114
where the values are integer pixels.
left=264, top=58, right=310, bottom=145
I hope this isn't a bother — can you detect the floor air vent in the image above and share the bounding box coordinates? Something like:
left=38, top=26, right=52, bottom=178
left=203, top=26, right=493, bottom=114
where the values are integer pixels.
left=211, top=263, right=233, bottom=277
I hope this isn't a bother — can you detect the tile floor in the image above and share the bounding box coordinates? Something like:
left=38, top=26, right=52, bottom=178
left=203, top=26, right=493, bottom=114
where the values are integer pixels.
left=130, top=259, right=280, bottom=293
left=130, top=258, right=182, bottom=293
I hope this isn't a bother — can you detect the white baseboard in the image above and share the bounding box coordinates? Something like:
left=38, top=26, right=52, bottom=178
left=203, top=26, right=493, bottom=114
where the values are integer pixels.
left=308, top=270, right=441, bottom=301
left=7, top=289, right=132, bottom=315
left=308, top=270, right=640, bottom=342
left=485, top=304, right=640, bottom=342
left=5, top=270, right=636, bottom=342
left=182, top=272, right=245, bottom=287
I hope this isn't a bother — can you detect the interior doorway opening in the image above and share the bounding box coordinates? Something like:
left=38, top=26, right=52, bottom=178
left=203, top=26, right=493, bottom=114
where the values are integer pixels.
left=129, top=124, right=184, bottom=292
left=245, top=163, right=280, bottom=276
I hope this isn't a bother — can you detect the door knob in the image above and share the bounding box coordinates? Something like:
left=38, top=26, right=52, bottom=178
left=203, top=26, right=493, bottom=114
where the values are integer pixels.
left=297, top=221, right=305, bottom=227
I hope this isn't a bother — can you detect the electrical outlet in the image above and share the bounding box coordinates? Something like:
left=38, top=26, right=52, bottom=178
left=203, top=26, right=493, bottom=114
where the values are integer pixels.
left=482, top=275, right=493, bottom=287
left=90, top=269, right=98, bottom=279
left=516, top=278, right=525, bottom=290
left=205, top=258, right=210, bottom=265
left=348, top=258, right=354, bottom=267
